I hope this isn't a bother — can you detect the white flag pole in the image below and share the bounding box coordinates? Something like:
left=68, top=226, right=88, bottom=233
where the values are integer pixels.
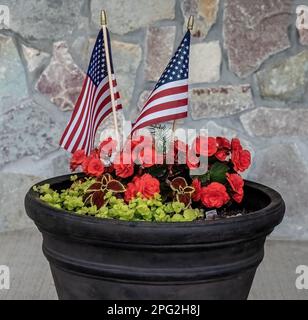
left=100, top=10, right=120, bottom=144
left=171, top=15, right=194, bottom=137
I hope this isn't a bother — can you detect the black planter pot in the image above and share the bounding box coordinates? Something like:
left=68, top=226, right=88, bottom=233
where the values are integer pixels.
left=25, top=174, right=285, bottom=300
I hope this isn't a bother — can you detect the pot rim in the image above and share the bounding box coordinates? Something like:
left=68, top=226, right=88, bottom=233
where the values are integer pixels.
left=25, top=173, right=285, bottom=229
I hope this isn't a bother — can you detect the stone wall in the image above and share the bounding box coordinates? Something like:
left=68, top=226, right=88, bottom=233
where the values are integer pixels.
left=0, top=0, right=307, bottom=239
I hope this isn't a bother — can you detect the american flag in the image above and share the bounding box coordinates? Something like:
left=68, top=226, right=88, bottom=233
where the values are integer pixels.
left=131, top=30, right=191, bottom=133
left=59, top=29, right=122, bottom=154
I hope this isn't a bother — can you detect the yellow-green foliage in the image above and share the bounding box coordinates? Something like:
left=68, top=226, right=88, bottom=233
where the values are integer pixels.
left=34, top=176, right=204, bottom=222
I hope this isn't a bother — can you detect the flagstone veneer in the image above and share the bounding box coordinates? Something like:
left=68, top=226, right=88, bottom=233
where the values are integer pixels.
left=145, top=26, right=176, bottom=82
left=0, top=35, right=28, bottom=109
left=36, top=41, right=85, bottom=111
left=190, top=85, right=253, bottom=119
left=111, top=41, right=142, bottom=108
left=189, top=41, right=221, bottom=83
left=91, top=0, right=176, bottom=35
left=224, top=0, right=292, bottom=78
left=248, top=144, right=308, bottom=232
left=240, top=107, right=308, bottom=137
left=2, top=0, right=86, bottom=40
left=181, top=0, right=220, bottom=40
left=0, top=99, right=62, bottom=167
left=21, top=45, right=50, bottom=74
left=256, top=51, right=308, bottom=102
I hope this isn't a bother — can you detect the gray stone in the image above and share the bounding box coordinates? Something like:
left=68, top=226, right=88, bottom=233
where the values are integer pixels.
left=256, top=51, right=308, bottom=102
left=1, top=0, right=86, bottom=40
left=181, top=0, right=220, bottom=40
left=91, top=0, right=176, bottom=35
left=0, top=35, right=27, bottom=109
left=0, top=173, right=41, bottom=232
left=36, top=41, right=85, bottom=111
left=111, top=41, right=142, bottom=108
left=22, top=45, right=50, bottom=73
left=0, top=99, right=62, bottom=167
left=190, top=41, right=221, bottom=83
left=224, top=0, right=292, bottom=78
left=137, top=90, right=152, bottom=110
left=145, top=26, right=176, bottom=82
left=190, top=85, right=254, bottom=119
left=241, top=107, right=308, bottom=137
left=248, top=143, right=308, bottom=238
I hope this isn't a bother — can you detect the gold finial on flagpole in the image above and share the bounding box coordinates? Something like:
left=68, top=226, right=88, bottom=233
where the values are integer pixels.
left=100, top=10, right=107, bottom=26
left=187, top=15, right=194, bottom=31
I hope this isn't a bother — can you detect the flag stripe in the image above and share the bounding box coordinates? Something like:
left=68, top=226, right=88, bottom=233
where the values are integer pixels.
left=144, top=84, right=188, bottom=109
left=134, top=89, right=188, bottom=123
left=60, top=77, right=90, bottom=148
left=64, top=79, right=93, bottom=151
left=134, top=106, right=188, bottom=129
left=69, top=83, right=93, bottom=152
left=134, top=98, right=188, bottom=126
left=133, top=111, right=188, bottom=133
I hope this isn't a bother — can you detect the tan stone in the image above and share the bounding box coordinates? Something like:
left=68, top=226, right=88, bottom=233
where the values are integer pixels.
left=189, top=41, right=221, bottom=83
left=190, top=85, right=254, bottom=118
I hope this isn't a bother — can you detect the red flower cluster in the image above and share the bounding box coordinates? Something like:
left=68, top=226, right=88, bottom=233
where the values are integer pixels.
left=192, top=180, right=230, bottom=208
left=124, top=174, right=160, bottom=202
left=69, top=134, right=252, bottom=210
left=70, top=149, right=104, bottom=177
left=231, top=138, right=251, bottom=172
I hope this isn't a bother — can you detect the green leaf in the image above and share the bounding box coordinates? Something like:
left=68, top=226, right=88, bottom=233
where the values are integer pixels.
left=191, top=171, right=210, bottom=185
left=209, top=162, right=229, bottom=183
left=147, top=165, right=167, bottom=178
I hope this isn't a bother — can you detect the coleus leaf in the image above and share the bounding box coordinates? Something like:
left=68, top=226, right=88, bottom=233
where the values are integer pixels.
left=86, top=182, right=102, bottom=192
left=100, top=173, right=113, bottom=186
left=209, top=162, right=229, bottom=183
left=107, top=180, right=126, bottom=193
left=183, top=186, right=195, bottom=194
left=170, top=177, right=187, bottom=191
left=90, top=190, right=106, bottom=209
left=176, top=193, right=191, bottom=208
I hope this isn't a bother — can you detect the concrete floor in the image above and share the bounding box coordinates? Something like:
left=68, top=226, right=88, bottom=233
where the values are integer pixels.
left=0, top=228, right=307, bottom=300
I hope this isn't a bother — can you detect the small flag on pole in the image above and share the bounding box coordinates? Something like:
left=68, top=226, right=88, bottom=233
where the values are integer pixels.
left=131, top=30, right=191, bottom=134
left=59, top=28, right=122, bottom=155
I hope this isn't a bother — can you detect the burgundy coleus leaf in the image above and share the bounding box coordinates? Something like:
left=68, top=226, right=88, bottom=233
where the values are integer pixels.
left=170, top=177, right=195, bottom=208
left=99, top=173, right=113, bottom=186
left=107, top=180, right=126, bottom=193
left=86, top=182, right=102, bottom=193
left=90, top=190, right=106, bottom=209
left=182, top=186, right=195, bottom=194
left=170, top=177, right=187, bottom=192
left=176, top=193, right=191, bottom=208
